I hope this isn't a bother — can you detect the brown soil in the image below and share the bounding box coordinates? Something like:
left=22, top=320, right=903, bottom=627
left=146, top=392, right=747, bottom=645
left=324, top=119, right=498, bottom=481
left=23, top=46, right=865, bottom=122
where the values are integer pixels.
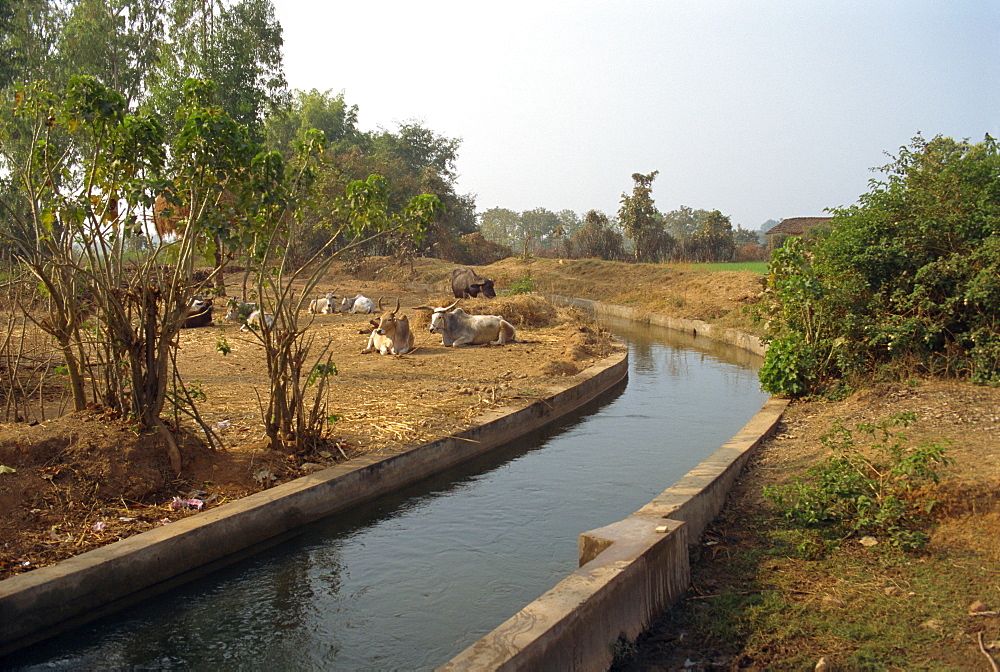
left=2, top=255, right=997, bottom=669
left=0, top=259, right=629, bottom=579
left=615, top=380, right=1000, bottom=671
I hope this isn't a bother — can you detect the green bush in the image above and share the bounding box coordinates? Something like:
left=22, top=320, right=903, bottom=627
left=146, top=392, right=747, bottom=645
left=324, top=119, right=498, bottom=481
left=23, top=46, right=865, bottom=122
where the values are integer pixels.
left=764, top=412, right=951, bottom=552
left=756, top=134, right=1000, bottom=395
left=757, top=333, right=817, bottom=396
left=505, top=271, right=535, bottom=295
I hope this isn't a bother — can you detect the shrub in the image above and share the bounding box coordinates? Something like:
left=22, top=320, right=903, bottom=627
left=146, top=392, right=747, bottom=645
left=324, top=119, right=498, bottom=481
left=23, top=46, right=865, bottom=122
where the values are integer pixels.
left=505, top=271, right=535, bottom=295
left=764, top=412, right=951, bottom=552
left=757, top=134, right=1000, bottom=395
left=757, top=333, right=817, bottom=396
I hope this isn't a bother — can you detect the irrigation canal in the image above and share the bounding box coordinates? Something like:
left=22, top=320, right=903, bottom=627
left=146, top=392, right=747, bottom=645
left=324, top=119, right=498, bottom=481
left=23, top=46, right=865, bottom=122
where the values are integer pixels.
left=7, top=318, right=770, bottom=670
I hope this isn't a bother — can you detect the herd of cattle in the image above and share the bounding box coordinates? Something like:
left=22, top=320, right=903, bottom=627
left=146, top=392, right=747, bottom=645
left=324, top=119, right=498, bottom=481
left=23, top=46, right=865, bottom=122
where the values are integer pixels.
left=180, top=267, right=515, bottom=354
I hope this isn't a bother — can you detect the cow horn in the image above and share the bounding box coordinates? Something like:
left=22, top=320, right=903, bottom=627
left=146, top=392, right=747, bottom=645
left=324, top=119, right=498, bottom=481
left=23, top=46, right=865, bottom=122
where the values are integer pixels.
left=393, top=297, right=400, bottom=315
left=378, top=297, right=386, bottom=311
left=443, top=299, right=460, bottom=312
left=414, top=305, right=433, bottom=311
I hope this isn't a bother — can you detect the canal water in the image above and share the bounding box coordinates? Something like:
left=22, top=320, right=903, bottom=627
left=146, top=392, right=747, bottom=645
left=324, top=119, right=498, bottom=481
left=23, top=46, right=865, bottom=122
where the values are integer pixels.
left=6, top=319, right=769, bottom=670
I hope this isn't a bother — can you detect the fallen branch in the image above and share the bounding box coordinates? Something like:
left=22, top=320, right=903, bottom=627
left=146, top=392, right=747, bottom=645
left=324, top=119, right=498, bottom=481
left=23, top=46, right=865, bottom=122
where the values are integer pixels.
left=980, top=631, right=999, bottom=672
left=443, top=434, right=481, bottom=444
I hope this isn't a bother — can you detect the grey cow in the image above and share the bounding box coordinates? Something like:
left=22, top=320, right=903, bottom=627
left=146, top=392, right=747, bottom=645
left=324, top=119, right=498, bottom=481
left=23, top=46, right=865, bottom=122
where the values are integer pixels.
left=340, top=294, right=377, bottom=314
left=418, top=300, right=516, bottom=347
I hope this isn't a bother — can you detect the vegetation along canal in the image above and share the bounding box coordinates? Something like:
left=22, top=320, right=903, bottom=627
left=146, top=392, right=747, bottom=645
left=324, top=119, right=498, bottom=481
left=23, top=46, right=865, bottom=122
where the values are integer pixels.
left=7, top=319, right=769, bottom=670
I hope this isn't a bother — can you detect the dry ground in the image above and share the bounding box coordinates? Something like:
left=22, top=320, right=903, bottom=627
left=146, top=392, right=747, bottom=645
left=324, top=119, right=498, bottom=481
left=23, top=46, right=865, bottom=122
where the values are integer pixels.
left=2, top=256, right=998, bottom=670
left=0, top=261, right=623, bottom=579
left=614, top=383, right=1000, bottom=671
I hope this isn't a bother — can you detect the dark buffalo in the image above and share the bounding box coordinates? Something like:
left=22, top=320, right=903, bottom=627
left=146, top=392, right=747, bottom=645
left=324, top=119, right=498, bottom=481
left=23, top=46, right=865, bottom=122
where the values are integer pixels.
left=181, top=296, right=214, bottom=328
left=451, top=267, right=496, bottom=299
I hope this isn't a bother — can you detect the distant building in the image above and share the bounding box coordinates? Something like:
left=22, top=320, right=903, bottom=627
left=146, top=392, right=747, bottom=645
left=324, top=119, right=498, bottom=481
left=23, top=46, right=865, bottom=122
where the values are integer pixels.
left=765, top=216, right=834, bottom=249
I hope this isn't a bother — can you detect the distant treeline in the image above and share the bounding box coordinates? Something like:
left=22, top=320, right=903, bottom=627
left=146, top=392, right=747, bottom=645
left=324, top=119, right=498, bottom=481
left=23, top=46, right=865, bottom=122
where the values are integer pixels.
left=477, top=172, right=771, bottom=263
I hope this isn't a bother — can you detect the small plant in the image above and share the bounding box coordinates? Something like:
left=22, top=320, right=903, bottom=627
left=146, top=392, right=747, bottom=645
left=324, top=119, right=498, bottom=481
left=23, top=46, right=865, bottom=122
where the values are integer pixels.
left=308, top=362, right=338, bottom=387
left=609, top=636, right=638, bottom=667
left=764, top=412, right=951, bottom=551
left=216, top=335, right=232, bottom=356
left=186, top=380, right=207, bottom=402
left=757, top=332, right=818, bottom=397
left=505, top=271, right=535, bottom=295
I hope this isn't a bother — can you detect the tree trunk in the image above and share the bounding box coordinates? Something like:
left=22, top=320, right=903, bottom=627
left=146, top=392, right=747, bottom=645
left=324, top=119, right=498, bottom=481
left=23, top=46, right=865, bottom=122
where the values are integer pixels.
left=59, top=338, right=88, bottom=411
left=213, top=235, right=227, bottom=296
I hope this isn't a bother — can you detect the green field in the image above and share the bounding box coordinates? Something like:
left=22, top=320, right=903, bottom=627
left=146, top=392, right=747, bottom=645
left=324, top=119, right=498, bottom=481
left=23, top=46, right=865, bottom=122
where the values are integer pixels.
left=685, top=261, right=769, bottom=274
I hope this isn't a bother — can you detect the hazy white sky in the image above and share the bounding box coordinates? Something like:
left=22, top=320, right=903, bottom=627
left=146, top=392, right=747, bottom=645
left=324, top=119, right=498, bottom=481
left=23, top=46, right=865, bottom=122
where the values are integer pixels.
left=271, top=0, right=998, bottom=229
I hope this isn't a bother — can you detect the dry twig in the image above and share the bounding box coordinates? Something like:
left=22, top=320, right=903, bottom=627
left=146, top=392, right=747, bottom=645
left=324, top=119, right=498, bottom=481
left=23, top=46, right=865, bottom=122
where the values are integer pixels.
left=979, top=631, right=999, bottom=672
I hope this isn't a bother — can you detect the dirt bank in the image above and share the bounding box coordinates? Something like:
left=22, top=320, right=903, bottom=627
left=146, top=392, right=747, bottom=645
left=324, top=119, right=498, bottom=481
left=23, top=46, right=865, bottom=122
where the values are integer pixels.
left=3, top=255, right=996, bottom=670
left=0, top=263, right=626, bottom=580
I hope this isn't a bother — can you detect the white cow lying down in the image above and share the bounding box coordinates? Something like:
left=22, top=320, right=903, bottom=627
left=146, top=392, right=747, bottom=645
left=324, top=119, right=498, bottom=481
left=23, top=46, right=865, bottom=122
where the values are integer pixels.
left=418, top=299, right=516, bottom=347
left=225, top=300, right=258, bottom=323
left=340, top=294, right=377, bottom=314
left=240, top=309, right=274, bottom=332
left=309, top=292, right=337, bottom=314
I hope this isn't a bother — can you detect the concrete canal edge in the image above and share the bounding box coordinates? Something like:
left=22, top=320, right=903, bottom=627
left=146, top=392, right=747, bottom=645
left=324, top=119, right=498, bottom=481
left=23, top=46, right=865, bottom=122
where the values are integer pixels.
left=0, top=337, right=629, bottom=656
left=439, top=297, right=788, bottom=672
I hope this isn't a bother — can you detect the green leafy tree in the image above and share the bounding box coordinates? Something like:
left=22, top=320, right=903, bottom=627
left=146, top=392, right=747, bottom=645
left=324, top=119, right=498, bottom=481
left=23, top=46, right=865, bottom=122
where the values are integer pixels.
left=413, top=162, right=476, bottom=260
left=206, top=0, right=286, bottom=135
left=158, top=78, right=267, bottom=295
left=619, top=171, right=672, bottom=262
left=0, top=0, right=21, bottom=88
left=733, top=224, right=768, bottom=261
left=661, top=205, right=707, bottom=238
left=373, top=120, right=460, bottom=182
left=756, top=237, right=836, bottom=396
left=147, top=0, right=287, bottom=140
left=520, top=207, right=560, bottom=256
left=479, top=207, right=521, bottom=249
left=244, top=164, right=440, bottom=454
left=758, top=134, right=1000, bottom=395
left=0, top=0, right=66, bottom=87
left=572, top=209, right=625, bottom=261
left=662, top=205, right=710, bottom=260
left=692, top=210, right=735, bottom=262
left=553, top=208, right=581, bottom=256
left=58, top=0, right=166, bottom=106
left=734, top=225, right=761, bottom=247
left=265, top=88, right=361, bottom=158
left=287, top=118, right=470, bottom=266
left=0, top=76, right=244, bottom=472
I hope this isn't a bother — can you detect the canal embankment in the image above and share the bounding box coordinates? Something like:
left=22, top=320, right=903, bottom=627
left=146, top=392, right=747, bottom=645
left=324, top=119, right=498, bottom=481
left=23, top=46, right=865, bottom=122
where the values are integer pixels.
left=0, top=331, right=628, bottom=656
left=440, top=297, right=785, bottom=671
left=2, top=294, right=781, bottom=671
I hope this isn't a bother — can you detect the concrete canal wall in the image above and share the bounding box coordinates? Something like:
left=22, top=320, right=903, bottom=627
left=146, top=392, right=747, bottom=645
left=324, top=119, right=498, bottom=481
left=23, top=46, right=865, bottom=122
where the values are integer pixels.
left=0, top=336, right=629, bottom=656
left=1, top=294, right=785, bottom=670
left=440, top=297, right=786, bottom=672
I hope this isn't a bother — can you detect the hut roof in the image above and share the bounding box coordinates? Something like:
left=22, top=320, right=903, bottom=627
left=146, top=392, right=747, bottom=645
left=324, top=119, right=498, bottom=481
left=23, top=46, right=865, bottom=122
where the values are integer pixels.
left=766, top=217, right=834, bottom=237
